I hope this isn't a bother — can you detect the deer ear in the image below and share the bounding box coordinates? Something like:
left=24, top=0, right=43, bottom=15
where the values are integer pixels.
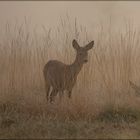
left=85, top=41, right=94, bottom=51
left=72, top=39, right=80, bottom=50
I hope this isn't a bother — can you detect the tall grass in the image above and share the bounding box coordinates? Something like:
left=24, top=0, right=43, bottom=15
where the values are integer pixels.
left=0, top=17, right=140, bottom=138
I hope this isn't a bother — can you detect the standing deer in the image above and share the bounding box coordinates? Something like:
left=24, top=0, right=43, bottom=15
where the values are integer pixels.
left=43, top=39, right=94, bottom=103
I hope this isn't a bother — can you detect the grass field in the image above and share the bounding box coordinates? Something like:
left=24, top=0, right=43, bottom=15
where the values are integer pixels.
left=0, top=18, right=140, bottom=139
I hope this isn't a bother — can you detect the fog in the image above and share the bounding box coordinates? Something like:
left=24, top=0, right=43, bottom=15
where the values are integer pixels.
left=0, top=1, right=140, bottom=30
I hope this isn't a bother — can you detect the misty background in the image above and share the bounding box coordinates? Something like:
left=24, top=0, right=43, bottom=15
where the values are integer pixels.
left=1, top=2, right=140, bottom=139
left=0, top=1, right=140, bottom=32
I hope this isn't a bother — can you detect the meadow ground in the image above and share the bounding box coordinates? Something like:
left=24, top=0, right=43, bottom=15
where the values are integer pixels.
left=0, top=18, right=140, bottom=139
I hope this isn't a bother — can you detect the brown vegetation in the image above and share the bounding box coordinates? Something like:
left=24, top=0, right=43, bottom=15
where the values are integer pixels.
left=0, top=18, right=140, bottom=138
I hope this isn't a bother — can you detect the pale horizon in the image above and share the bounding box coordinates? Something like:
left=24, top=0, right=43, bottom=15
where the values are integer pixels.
left=0, top=1, right=140, bottom=30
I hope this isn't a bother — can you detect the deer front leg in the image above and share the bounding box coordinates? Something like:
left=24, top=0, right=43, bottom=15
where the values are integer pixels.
left=67, top=80, right=75, bottom=99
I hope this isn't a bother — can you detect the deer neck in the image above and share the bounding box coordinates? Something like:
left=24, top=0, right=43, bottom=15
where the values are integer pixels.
left=70, top=57, right=83, bottom=77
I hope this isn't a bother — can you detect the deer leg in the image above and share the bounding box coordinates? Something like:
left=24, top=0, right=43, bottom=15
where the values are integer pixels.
left=50, top=88, right=58, bottom=103
left=45, top=82, right=50, bottom=102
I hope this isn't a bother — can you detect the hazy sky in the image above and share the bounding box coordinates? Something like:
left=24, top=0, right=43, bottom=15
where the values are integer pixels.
left=0, top=1, right=140, bottom=30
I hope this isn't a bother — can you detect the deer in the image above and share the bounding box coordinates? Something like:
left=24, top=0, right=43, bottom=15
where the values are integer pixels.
left=43, top=39, right=94, bottom=103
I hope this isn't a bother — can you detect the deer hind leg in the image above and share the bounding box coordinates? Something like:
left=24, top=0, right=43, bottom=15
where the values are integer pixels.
left=44, top=80, right=51, bottom=102
left=50, top=88, right=58, bottom=103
